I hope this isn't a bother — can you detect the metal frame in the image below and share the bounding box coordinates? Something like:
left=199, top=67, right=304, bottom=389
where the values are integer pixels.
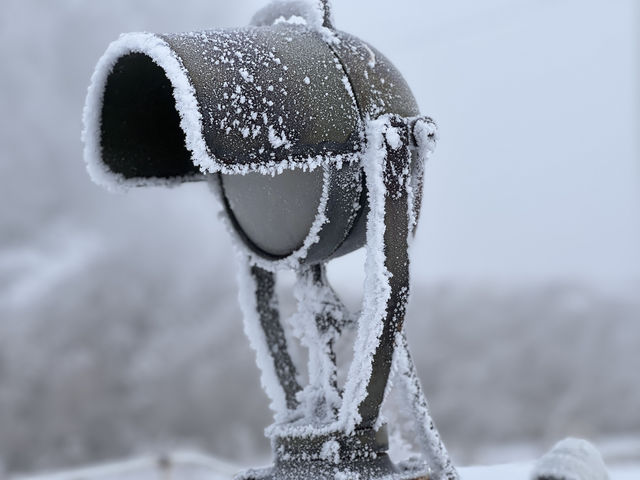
left=236, top=116, right=457, bottom=480
left=83, top=1, right=457, bottom=477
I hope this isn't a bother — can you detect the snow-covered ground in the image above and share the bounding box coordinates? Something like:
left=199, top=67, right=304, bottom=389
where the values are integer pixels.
left=12, top=448, right=640, bottom=480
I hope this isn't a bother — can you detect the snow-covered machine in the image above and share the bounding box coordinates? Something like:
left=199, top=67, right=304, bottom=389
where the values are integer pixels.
left=82, top=1, right=456, bottom=479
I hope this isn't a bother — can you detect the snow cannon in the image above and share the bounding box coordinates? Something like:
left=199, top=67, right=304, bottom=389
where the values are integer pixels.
left=82, top=1, right=456, bottom=480
left=532, top=438, right=610, bottom=480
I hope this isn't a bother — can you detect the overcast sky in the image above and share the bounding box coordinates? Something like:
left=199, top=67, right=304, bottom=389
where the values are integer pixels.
left=328, top=0, right=640, bottom=293
left=2, top=0, right=638, bottom=293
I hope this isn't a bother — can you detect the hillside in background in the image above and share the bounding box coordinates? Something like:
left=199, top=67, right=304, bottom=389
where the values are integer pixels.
left=1, top=213, right=639, bottom=472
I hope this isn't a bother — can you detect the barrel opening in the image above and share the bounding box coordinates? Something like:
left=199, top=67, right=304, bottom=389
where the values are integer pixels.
left=100, top=53, right=198, bottom=179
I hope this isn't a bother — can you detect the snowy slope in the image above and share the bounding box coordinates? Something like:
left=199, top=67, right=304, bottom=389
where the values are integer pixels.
left=13, top=453, right=237, bottom=480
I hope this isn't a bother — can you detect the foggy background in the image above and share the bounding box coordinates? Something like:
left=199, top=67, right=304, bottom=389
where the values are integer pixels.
left=1, top=0, right=638, bottom=476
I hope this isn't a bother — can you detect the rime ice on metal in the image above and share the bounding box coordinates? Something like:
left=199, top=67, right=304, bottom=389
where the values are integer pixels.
left=82, top=0, right=454, bottom=478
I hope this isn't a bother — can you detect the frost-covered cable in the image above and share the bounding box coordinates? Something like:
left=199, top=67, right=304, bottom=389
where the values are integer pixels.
left=236, top=256, right=302, bottom=420
left=396, top=333, right=459, bottom=480
left=289, top=264, right=346, bottom=423
left=338, top=117, right=391, bottom=432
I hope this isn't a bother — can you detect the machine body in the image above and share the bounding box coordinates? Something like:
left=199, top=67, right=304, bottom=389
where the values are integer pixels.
left=82, top=2, right=456, bottom=479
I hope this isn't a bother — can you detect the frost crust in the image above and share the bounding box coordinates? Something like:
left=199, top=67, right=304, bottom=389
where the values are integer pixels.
left=82, top=31, right=358, bottom=193
left=82, top=32, right=210, bottom=192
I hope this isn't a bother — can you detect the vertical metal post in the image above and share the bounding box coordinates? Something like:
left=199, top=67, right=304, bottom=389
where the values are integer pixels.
left=251, top=265, right=302, bottom=411
left=355, top=117, right=412, bottom=429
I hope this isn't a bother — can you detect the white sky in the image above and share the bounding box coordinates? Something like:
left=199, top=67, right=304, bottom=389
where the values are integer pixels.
left=4, top=0, right=637, bottom=292
left=327, top=0, right=640, bottom=292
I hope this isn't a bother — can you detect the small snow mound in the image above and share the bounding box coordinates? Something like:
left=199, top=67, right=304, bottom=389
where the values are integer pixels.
left=531, top=438, right=609, bottom=480
left=82, top=32, right=214, bottom=192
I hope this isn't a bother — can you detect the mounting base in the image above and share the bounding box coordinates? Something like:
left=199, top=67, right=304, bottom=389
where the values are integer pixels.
left=234, top=426, right=429, bottom=480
